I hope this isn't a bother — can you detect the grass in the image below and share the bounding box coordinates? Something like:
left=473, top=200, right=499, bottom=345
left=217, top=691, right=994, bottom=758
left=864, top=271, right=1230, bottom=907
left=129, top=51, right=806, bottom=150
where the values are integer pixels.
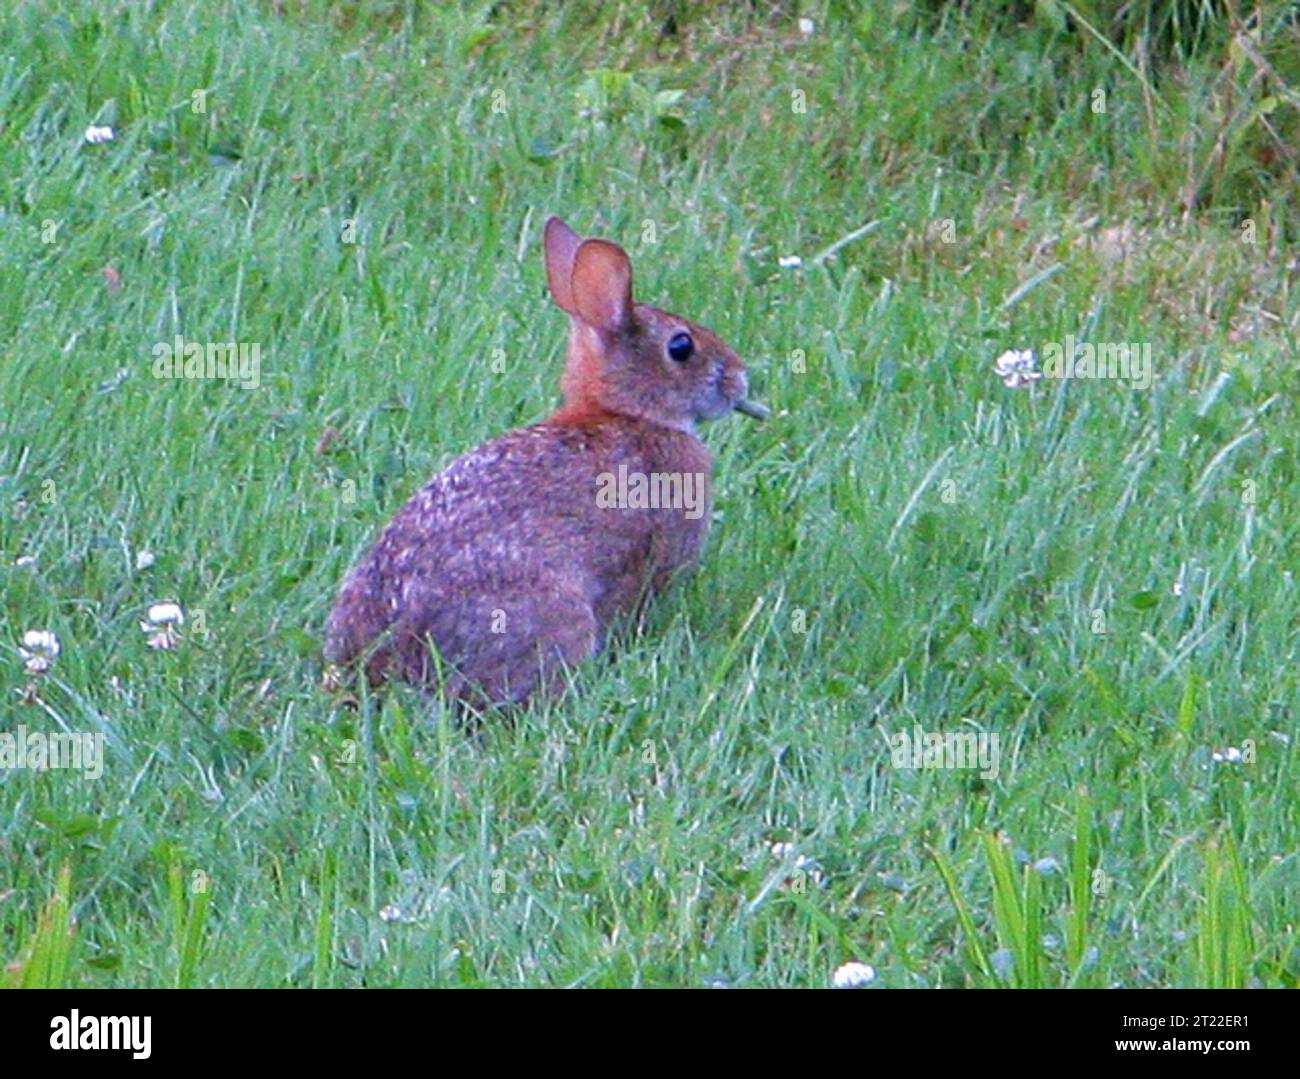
left=1, top=0, right=1298, bottom=988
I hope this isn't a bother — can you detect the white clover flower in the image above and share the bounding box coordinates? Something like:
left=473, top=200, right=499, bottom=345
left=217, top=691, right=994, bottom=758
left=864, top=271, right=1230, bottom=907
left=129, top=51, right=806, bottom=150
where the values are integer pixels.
left=994, top=348, right=1042, bottom=388
left=378, top=904, right=405, bottom=923
left=135, top=549, right=156, bottom=570
left=147, top=602, right=184, bottom=625
left=84, top=125, right=115, bottom=145
left=798, top=17, right=815, bottom=36
left=142, top=602, right=185, bottom=650
left=19, top=629, right=60, bottom=674
left=832, top=961, right=876, bottom=988
left=1211, top=746, right=1244, bottom=764
left=22, top=629, right=60, bottom=655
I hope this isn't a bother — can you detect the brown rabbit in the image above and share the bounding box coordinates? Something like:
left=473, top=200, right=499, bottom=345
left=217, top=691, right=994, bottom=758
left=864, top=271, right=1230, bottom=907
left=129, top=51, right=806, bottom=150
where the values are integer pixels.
left=323, top=216, right=766, bottom=709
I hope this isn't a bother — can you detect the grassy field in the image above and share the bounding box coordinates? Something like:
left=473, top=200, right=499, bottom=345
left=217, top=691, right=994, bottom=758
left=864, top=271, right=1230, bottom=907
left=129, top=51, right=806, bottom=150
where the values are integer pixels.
left=2, top=0, right=1298, bottom=988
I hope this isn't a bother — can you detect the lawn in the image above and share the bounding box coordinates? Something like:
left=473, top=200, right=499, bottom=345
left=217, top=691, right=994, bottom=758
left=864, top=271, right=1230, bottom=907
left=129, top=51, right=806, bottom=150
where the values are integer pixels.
left=1, top=0, right=1297, bottom=988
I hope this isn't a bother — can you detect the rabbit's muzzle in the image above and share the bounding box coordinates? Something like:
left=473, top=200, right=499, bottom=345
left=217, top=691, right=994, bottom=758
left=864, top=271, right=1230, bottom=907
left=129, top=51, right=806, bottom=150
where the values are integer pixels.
left=696, top=360, right=751, bottom=421
left=700, top=359, right=768, bottom=422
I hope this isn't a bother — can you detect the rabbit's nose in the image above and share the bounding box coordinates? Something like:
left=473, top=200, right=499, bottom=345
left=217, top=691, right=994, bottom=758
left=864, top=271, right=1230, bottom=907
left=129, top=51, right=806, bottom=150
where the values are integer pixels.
left=728, top=364, right=764, bottom=418
left=721, top=365, right=767, bottom=420
left=718, top=362, right=746, bottom=397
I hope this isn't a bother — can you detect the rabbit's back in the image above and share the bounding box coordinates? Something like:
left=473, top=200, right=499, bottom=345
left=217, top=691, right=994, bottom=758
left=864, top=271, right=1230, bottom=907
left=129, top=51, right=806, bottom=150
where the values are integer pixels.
left=324, top=416, right=711, bottom=702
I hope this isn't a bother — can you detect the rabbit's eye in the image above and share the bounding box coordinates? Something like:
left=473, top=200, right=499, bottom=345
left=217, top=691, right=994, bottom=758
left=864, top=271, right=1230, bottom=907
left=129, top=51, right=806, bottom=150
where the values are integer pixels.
left=667, top=331, right=694, bottom=362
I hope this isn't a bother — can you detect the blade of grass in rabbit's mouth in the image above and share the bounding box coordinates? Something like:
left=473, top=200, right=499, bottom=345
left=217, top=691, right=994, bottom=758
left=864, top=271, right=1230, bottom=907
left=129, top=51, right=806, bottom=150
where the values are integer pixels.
left=734, top=399, right=770, bottom=420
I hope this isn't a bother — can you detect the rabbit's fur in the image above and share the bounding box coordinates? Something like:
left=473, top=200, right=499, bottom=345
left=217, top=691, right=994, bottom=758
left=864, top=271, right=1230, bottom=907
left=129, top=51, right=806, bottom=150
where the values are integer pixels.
left=323, top=217, right=763, bottom=708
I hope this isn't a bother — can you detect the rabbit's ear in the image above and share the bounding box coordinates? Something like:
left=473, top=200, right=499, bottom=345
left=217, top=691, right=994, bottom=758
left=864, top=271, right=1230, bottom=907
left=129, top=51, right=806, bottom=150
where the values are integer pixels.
left=571, top=239, right=634, bottom=333
left=544, top=217, right=582, bottom=315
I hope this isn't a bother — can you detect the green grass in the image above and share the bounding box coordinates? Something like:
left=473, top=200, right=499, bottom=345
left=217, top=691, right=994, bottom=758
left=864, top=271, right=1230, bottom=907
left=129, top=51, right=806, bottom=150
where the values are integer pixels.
left=1, top=0, right=1298, bottom=988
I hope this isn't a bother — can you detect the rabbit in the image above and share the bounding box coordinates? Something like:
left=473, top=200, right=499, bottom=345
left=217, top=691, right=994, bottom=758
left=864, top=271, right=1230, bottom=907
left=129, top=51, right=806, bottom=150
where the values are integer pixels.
left=323, top=216, right=767, bottom=709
